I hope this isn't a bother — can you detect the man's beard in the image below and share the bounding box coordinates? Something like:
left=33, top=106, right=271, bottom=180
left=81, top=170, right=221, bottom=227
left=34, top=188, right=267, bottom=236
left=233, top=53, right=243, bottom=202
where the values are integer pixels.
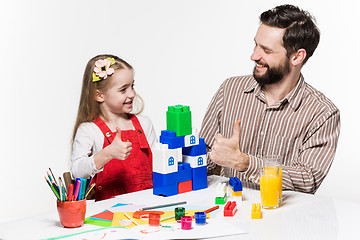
left=253, top=59, right=290, bottom=86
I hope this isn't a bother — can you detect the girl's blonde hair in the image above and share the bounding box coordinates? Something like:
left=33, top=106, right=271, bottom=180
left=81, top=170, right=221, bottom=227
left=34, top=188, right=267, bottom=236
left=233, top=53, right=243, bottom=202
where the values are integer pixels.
left=72, top=54, right=144, bottom=143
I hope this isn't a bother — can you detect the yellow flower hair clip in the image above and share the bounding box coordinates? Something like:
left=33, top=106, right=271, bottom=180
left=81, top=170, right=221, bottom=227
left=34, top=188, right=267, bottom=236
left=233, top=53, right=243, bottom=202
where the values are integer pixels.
left=92, top=57, right=116, bottom=82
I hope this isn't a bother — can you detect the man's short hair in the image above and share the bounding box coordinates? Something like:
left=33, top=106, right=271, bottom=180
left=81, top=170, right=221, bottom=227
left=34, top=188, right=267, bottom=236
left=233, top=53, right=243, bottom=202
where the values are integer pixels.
left=260, top=4, right=320, bottom=64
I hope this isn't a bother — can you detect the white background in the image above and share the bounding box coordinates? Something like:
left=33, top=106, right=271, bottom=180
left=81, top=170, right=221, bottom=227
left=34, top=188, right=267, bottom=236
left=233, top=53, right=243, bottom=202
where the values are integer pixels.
left=0, top=0, right=359, bottom=223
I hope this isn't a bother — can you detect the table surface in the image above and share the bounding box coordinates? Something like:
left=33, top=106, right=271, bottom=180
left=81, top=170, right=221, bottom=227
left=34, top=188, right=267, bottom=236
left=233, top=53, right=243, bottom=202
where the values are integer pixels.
left=0, top=175, right=359, bottom=240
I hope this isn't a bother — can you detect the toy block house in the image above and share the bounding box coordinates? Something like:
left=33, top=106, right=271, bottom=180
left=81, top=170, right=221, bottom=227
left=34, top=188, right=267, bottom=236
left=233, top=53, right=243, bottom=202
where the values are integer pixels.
left=152, top=105, right=207, bottom=197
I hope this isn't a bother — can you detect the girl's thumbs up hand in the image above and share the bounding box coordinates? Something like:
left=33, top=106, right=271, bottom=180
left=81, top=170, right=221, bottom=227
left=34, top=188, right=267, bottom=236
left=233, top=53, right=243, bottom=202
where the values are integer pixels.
left=109, top=127, right=132, bottom=160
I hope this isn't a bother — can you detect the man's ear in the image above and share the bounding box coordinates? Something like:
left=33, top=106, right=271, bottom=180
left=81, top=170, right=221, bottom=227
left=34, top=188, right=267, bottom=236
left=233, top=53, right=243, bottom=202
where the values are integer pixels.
left=95, top=90, right=104, bottom=103
left=291, top=49, right=307, bottom=66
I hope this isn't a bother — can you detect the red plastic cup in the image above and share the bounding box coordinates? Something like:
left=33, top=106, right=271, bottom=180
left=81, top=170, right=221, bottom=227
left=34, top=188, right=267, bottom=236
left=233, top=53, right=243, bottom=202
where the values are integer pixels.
left=57, top=199, right=86, bottom=228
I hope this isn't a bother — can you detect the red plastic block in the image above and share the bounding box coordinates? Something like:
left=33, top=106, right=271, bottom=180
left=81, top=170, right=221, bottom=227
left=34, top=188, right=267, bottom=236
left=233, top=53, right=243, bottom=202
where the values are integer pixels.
left=178, top=180, right=192, bottom=194
left=223, top=201, right=237, bottom=217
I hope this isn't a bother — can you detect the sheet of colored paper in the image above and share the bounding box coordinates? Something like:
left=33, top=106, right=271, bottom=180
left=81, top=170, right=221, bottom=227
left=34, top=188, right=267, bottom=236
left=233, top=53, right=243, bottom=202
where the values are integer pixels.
left=89, top=210, right=114, bottom=221
left=84, top=218, right=112, bottom=227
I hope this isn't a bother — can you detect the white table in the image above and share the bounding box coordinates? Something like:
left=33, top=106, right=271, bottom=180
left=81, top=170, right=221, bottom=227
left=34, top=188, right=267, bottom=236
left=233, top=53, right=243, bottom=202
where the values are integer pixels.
left=0, top=175, right=359, bottom=239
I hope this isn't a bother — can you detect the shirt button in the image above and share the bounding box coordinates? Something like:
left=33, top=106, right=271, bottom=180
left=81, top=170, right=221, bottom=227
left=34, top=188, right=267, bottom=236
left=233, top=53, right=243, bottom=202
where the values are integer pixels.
left=260, top=131, right=265, bottom=135
left=97, top=185, right=102, bottom=190
left=106, top=132, right=111, bottom=137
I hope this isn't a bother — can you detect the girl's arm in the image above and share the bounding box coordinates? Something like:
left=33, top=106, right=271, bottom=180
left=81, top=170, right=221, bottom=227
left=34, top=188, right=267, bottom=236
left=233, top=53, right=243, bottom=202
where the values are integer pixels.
left=71, top=122, right=103, bottom=179
left=137, top=115, right=158, bottom=148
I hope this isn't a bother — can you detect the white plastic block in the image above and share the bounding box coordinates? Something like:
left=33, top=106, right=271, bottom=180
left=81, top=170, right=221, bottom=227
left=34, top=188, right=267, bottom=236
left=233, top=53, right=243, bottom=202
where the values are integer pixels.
left=182, top=154, right=207, bottom=168
left=184, top=128, right=199, bottom=147
left=152, top=143, right=181, bottom=174
left=215, top=182, right=227, bottom=197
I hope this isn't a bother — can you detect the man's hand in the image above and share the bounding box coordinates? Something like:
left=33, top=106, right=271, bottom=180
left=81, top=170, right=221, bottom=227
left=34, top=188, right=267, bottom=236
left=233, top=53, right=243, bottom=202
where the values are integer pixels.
left=210, top=119, right=249, bottom=171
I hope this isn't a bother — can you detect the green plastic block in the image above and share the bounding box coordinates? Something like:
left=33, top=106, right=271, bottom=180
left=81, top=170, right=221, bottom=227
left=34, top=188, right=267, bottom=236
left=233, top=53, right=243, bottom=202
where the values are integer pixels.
left=215, top=193, right=227, bottom=205
left=166, top=105, right=192, bottom=136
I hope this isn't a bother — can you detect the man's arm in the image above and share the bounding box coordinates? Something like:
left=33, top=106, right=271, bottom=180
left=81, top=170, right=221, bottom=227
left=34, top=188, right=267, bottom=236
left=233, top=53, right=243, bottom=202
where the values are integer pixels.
left=281, top=109, right=340, bottom=193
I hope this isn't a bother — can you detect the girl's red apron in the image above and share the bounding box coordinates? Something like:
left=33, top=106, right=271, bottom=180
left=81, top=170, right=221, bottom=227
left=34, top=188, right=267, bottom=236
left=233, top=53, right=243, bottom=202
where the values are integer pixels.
left=93, top=114, right=153, bottom=201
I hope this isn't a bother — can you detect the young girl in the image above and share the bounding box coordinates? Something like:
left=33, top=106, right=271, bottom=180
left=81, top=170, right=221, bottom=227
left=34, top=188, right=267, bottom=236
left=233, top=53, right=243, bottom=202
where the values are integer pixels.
left=71, top=54, right=156, bottom=201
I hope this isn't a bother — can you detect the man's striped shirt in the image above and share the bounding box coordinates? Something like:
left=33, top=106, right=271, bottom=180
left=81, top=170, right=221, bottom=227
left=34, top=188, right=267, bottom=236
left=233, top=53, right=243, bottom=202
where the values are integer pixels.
left=199, top=75, right=340, bottom=193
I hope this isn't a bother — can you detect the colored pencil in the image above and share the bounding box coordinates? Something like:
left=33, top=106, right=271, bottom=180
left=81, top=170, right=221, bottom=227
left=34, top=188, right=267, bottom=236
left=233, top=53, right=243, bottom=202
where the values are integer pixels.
left=80, top=178, right=87, bottom=200
left=85, top=183, right=95, bottom=199
left=49, top=168, right=58, bottom=185
left=45, top=176, right=60, bottom=200
left=139, top=201, right=187, bottom=211
left=73, top=179, right=81, bottom=201
left=67, top=183, right=74, bottom=201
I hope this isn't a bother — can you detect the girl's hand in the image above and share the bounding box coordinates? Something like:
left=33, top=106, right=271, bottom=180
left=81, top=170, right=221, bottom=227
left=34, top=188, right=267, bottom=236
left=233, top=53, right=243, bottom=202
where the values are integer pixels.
left=109, top=127, right=132, bottom=160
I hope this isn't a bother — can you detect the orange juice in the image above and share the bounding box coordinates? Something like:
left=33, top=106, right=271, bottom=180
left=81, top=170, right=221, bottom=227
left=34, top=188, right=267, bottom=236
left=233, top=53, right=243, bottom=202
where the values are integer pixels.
left=279, top=167, right=282, bottom=200
left=260, top=167, right=280, bottom=209
left=263, top=156, right=282, bottom=201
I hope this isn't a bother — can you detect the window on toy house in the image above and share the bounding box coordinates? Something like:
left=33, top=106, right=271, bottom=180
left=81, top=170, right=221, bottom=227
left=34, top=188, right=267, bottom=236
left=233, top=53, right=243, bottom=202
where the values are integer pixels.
left=190, top=135, right=196, bottom=144
left=198, top=157, right=203, bottom=166
left=168, top=157, right=175, bottom=166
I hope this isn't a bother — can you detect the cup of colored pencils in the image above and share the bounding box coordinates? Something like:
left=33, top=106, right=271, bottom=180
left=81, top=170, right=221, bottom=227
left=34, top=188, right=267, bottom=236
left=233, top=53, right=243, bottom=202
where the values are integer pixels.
left=45, top=169, right=94, bottom=228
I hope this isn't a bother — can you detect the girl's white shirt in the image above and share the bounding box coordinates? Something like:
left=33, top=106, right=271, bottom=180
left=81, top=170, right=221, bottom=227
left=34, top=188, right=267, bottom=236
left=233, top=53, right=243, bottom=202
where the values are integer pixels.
left=71, top=114, right=157, bottom=179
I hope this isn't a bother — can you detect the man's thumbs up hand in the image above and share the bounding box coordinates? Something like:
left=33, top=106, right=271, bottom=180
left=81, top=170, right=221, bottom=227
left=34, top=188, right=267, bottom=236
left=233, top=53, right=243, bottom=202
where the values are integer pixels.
left=210, top=119, right=249, bottom=171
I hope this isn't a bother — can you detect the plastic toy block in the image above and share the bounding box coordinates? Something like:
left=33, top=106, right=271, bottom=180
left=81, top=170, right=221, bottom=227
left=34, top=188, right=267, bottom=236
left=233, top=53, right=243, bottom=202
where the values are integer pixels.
left=177, top=162, right=192, bottom=182
left=166, top=105, right=192, bottom=136
left=153, top=171, right=179, bottom=187
left=215, top=195, right=227, bottom=205
left=223, top=201, right=237, bottom=217
left=153, top=184, right=178, bottom=197
left=215, top=183, right=227, bottom=197
left=192, top=166, right=207, bottom=190
left=215, top=182, right=227, bottom=204
left=251, top=203, right=262, bottom=219
left=152, top=143, right=181, bottom=174
left=184, top=131, right=199, bottom=147
left=159, top=130, right=185, bottom=149
left=228, top=187, right=242, bottom=197
left=229, top=177, right=242, bottom=192
left=152, top=105, right=208, bottom=197
left=183, top=154, right=207, bottom=168
left=178, top=180, right=192, bottom=194
left=182, top=138, right=207, bottom=156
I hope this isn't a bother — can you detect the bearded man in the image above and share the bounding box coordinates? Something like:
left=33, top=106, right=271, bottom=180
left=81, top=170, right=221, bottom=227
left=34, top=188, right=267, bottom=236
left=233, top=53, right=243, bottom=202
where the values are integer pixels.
left=199, top=4, right=340, bottom=193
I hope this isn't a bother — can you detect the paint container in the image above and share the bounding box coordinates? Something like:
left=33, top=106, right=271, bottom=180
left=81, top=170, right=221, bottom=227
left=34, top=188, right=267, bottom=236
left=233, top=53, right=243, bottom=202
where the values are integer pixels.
left=181, top=216, right=192, bottom=230
left=148, top=213, right=160, bottom=226
left=175, top=207, right=185, bottom=221
left=194, top=211, right=206, bottom=225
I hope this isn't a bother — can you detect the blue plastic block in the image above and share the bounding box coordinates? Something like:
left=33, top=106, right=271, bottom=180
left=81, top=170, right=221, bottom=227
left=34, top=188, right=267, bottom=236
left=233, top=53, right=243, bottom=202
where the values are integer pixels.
left=229, top=177, right=242, bottom=192
left=153, top=171, right=179, bottom=187
left=153, top=184, right=178, bottom=197
left=182, top=138, right=206, bottom=156
left=192, top=166, right=207, bottom=190
left=160, top=130, right=185, bottom=149
left=177, top=162, right=192, bottom=182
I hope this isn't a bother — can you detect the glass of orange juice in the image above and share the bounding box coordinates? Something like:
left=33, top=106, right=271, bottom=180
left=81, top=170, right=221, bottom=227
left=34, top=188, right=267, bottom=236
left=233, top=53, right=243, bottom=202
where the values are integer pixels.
left=264, top=155, right=282, bottom=202
left=260, top=166, right=280, bottom=209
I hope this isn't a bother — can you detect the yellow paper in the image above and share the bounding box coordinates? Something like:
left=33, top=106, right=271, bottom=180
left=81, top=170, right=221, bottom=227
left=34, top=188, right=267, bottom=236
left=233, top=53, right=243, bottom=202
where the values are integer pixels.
left=111, top=210, right=209, bottom=228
